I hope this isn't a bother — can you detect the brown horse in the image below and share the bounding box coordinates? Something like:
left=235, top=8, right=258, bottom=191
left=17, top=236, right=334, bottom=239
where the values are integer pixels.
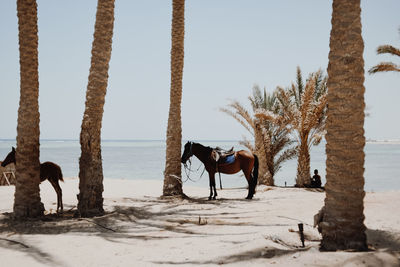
left=1, top=147, right=64, bottom=213
left=181, top=141, right=258, bottom=200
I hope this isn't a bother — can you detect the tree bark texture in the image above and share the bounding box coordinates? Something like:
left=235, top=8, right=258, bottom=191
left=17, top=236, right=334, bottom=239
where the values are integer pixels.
left=264, top=142, right=275, bottom=186
left=296, top=141, right=310, bottom=186
left=13, top=0, right=44, bottom=218
left=163, top=0, right=185, bottom=196
left=78, top=0, right=115, bottom=217
left=254, top=123, right=273, bottom=186
left=321, top=0, right=367, bottom=251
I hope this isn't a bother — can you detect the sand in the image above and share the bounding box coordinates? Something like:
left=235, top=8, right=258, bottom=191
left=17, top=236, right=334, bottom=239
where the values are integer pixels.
left=0, top=178, right=399, bottom=266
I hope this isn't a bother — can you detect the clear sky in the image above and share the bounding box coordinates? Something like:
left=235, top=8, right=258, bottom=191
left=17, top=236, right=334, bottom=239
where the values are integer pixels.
left=0, top=1, right=399, bottom=141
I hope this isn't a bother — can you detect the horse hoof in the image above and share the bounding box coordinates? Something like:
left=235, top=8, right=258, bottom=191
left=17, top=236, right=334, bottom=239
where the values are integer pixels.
left=212, top=196, right=216, bottom=200
left=208, top=197, right=212, bottom=200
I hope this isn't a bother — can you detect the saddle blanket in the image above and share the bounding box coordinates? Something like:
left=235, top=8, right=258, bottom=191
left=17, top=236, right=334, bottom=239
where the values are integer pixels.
left=219, top=154, right=235, bottom=165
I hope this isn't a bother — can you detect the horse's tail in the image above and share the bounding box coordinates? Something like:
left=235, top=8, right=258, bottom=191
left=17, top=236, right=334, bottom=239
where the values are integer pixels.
left=59, top=166, right=64, bottom=182
left=54, top=163, right=64, bottom=182
left=252, top=154, right=259, bottom=186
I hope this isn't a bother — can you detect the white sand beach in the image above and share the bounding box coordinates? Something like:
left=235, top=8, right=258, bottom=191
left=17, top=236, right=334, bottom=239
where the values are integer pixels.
left=0, top=178, right=399, bottom=267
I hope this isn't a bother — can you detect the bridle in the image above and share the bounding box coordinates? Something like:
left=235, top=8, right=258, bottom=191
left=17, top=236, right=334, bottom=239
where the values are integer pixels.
left=182, top=142, right=193, bottom=165
left=182, top=142, right=206, bottom=182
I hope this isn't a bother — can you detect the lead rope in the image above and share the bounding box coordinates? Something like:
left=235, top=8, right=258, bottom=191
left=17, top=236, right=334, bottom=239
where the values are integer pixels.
left=183, top=158, right=206, bottom=183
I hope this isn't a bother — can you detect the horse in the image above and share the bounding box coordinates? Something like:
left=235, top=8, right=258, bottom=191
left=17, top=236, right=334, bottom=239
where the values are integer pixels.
left=181, top=141, right=258, bottom=200
left=1, top=147, right=64, bottom=213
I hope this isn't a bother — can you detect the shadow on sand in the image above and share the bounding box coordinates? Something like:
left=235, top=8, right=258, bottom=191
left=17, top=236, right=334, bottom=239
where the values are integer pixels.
left=1, top=196, right=399, bottom=266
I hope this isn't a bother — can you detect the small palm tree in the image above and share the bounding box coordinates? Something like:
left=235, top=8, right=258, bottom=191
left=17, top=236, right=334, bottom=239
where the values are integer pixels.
left=221, top=86, right=296, bottom=185
left=263, top=67, right=328, bottom=187
left=369, top=29, right=400, bottom=74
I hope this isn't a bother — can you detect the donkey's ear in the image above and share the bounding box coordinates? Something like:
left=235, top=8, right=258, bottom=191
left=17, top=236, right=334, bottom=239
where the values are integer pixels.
left=12, top=147, right=15, bottom=151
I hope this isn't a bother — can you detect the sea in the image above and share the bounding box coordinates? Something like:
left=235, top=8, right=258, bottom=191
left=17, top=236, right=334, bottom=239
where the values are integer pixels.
left=0, top=139, right=399, bottom=192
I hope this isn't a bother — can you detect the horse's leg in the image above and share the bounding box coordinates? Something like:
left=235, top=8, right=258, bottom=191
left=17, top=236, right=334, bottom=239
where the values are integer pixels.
left=208, top=172, right=213, bottom=200
left=55, top=180, right=63, bottom=213
left=209, top=172, right=217, bottom=200
left=49, top=179, right=63, bottom=213
left=243, top=168, right=254, bottom=200
left=213, top=174, right=218, bottom=199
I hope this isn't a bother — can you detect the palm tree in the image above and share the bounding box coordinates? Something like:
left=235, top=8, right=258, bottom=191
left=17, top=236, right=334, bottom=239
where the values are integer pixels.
left=221, top=86, right=296, bottom=185
left=262, top=68, right=327, bottom=187
left=77, top=0, right=115, bottom=217
left=319, top=0, right=367, bottom=251
left=163, top=0, right=186, bottom=197
left=13, top=0, right=44, bottom=218
left=369, top=29, right=400, bottom=74
left=250, top=86, right=297, bottom=185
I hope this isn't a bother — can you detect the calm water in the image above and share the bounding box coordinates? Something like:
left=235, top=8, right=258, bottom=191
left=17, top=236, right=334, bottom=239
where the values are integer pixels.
left=0, top=140, right=399, bottom=192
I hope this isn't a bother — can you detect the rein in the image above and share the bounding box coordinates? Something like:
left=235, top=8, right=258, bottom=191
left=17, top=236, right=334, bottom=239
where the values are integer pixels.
left=182, top=158, right=206, bottom=183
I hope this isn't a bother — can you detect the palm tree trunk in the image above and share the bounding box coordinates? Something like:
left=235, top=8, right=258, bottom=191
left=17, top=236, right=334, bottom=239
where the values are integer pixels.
left=77, top=0, right=115, bottom=217
left=320, top=0, right=367, bottom=251
left=296, top=141, right=310, bottom=187
left=163, top=0, right=185, bottom=196
left=13, top=0, right=44, bottom=218
left=254, top=123, right=271, bottom=185
left=265, top=145, right=275, bottom=186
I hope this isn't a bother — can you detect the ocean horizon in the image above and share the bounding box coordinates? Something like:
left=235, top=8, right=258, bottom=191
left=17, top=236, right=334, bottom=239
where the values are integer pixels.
left=0, top=139, right=399, bottom=193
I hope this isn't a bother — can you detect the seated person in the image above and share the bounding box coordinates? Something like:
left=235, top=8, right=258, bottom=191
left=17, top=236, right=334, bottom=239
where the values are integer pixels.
left=310, top=169, right=322, bottom=188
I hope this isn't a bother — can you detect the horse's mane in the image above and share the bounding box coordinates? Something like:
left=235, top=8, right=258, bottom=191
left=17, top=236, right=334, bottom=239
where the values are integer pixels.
left=193, top=142, right=213, bottom=152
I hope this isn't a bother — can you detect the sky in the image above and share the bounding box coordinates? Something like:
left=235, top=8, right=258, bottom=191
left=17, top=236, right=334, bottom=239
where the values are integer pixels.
left=0, top=0, right=399, bottom=141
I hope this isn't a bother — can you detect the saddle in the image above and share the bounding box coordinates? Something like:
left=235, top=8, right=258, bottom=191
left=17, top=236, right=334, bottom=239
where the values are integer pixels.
left=211, top=146, right=235, bottom=164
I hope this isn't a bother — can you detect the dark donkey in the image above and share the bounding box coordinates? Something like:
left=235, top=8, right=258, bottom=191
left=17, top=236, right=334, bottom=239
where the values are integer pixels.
left=1, top=147, right=64, bottom=213
left=181, top=142, right=258, bottom=200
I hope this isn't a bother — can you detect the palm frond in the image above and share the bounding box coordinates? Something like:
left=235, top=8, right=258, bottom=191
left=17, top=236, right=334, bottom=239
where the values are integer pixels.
left=220, top=106, right=254, bottom=135
left=254, top=109, right=278, bottom=123
left=273, top=146, right=298, bottom=174
left=264, top=89, right=278, bottom=111
left=312, top=133, right=324, bottom=146
left=249, top=85, right=264, bottom=111
left=299, top=77, right=316, bottom=132
left=289, top=83, right=300, bottom=109
left=368, top=62, right=400, bottom=74
left=239, top=136, right=255, bottom=152
left=376, top=45, right=400, bottom=57
left=260, top=126, right=272, bottom=155
left=304, top=93, right=327, bottom=133
left=271, top=135, right=293, bottom=157
left=276, top=86, right=296, bottom=126
left=296, top=66, right=304, bottom=103
left=313, top=70, right=328, bottom=101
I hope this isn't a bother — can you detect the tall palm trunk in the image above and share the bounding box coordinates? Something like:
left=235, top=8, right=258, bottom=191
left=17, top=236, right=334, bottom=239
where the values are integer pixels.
left=320, top=0, right=367, bottom=251
left=254, top=123, right=271, bottom=185
left=77, top=0, right=115, bottom=217
left=296, top=140, right=310, bottom=186
left=163, top=0, right=185, bottom=196
left=265, top=152, right=275, bottom=186
left=13, top=0, right=44, bottom=218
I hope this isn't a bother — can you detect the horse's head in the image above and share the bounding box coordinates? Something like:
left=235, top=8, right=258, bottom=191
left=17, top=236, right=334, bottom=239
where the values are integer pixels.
left=181, top=141, right=193, bottom=164
left=1, top=147, right=16, bottom=167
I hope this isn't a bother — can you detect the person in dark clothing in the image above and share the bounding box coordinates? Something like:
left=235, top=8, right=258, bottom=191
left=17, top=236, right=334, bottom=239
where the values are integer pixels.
left=311, top=169, right=322, bottom=188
